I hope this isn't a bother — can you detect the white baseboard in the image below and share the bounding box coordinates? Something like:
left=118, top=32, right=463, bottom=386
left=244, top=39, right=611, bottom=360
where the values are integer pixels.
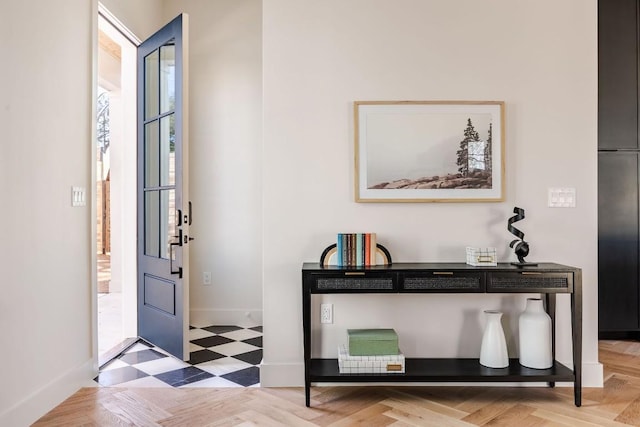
left=259, top=361, right=604, bottom=388
left=0, top=358, right=96, bottom=427
left=190, top=308, right=263, bottom=328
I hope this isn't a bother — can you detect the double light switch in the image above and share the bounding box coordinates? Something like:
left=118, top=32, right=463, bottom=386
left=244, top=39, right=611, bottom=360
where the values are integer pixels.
left=548, top=187, right=576, bottom=208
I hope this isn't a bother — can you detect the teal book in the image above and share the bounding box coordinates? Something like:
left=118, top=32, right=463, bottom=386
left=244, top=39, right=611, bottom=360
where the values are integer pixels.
left=356, top=233, right=363, bottom=266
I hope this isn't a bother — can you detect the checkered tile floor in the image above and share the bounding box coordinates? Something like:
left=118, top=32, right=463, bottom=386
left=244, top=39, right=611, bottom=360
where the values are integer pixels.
left=94, top=325, right=262, bottom=388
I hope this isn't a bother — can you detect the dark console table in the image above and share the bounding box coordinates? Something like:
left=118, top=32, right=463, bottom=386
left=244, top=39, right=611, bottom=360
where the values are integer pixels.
left=302, top=262, right=582, bottom=407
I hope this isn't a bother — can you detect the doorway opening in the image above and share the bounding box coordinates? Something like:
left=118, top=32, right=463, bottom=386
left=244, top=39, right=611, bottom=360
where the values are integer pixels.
left=96, top=8, right=139, bottom=365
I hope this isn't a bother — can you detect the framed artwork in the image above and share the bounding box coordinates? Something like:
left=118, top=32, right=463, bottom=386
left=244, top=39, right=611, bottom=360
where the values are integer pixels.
left=354, top=101, right=505, bottom=202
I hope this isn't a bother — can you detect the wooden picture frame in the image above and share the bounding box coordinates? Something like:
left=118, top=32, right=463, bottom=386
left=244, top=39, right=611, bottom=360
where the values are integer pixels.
left=354, top=101, right=505, bottom=202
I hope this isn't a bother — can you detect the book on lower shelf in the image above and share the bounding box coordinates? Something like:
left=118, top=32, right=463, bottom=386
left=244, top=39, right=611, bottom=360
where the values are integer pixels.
left=337, top=345, right=405, bottom=374
left=347, top=328, right=399, bottom=356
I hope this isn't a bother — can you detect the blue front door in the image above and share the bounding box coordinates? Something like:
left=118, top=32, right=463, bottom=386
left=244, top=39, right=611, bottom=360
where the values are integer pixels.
left=137, top=14, right=190, bottom=360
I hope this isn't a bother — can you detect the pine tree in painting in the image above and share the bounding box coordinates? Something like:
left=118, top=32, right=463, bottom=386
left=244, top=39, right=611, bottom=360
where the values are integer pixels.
left=484, top=122, right=493, bottom=173
left=456, top=118, right=480, bottom=176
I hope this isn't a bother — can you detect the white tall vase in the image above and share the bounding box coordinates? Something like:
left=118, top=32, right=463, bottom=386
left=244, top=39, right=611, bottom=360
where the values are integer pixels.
left=479, top=310, right=509, bottom=368
left=519, top=298, right=553, bottom=369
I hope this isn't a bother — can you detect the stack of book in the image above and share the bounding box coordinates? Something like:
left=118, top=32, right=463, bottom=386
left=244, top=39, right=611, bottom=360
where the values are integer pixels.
left=336, top=233, right=378, bottom=267
left=338, top=345, right=405, bottom=374
left=338, top=328, right=405, bottom=374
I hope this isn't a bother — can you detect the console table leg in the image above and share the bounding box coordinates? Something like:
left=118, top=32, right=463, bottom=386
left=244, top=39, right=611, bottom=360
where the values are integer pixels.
left=546, top=293, right=557, bottom=390
left=303, top=277, right=312, bottom=407
left=572, top=269, right=583, bottom=407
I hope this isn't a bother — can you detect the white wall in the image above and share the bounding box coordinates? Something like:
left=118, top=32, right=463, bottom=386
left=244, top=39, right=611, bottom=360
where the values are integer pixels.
left=163, top=0, right=263, bottom=326
left=262, top=0, right=601, bottom=387
left=0, top=1, right=96, bottom=425
left=0, top=1, right=600, bottom=422
left=100, top=0, right=165, bottom=41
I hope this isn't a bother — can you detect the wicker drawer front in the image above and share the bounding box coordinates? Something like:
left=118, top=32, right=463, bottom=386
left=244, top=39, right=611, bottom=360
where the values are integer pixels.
left=488, top=272, right=572, bottom=292
left=315, top=276, right=395, bottom=291
left=402, top=273, right=484, bottom=292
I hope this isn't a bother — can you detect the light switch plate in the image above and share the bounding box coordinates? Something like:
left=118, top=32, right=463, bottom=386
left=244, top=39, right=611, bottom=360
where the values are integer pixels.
left=71, top=186, right=86, bottom=207
left=548, top=187, right=576, bottom=208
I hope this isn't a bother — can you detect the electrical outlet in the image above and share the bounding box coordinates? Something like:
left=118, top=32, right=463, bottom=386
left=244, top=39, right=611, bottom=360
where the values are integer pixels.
left=320, top=303, right=333, bottom=324
left=203, top=271, right=212, bottom=286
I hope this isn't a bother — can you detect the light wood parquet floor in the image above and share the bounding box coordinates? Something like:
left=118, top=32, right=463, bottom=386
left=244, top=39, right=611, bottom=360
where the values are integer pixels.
left=33, top=340, right=640, bottom=426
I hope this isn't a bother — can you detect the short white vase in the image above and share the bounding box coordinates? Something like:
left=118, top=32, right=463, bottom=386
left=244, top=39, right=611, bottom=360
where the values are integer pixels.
left=519, top=298, right=553, bottom=369
left=479, top=310, right=509, bottom=368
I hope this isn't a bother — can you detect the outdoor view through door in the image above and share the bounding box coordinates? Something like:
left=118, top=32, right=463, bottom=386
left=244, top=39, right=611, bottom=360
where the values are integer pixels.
left=137, top=14, right=190, bottom=360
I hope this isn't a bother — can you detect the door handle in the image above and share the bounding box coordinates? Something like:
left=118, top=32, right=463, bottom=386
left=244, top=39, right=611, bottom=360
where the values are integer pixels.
left=169, top=242, right=183, bottom=278
left=169, top=229, right=183, bottom=278
left=189, top=201, right=193, bottom=225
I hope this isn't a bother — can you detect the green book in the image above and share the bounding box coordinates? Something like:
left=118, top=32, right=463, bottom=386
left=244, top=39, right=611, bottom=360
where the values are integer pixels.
left=348, top=328, right=399, bottom=356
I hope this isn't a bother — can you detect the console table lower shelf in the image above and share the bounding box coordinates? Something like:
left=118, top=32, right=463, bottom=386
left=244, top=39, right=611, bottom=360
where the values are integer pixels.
left=311, top=358, right=574, bottom=382
left=307, top=358, right=575, bottom=406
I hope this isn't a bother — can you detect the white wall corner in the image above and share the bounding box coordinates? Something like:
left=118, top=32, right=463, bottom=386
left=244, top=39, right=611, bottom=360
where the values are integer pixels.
left=260, top=362, right=304, bottom=387
left=0, top=358, right=96, bottom=427
left=582, top=361, right=604, bottom=388
left=555, top=359, right=603, bottom=388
